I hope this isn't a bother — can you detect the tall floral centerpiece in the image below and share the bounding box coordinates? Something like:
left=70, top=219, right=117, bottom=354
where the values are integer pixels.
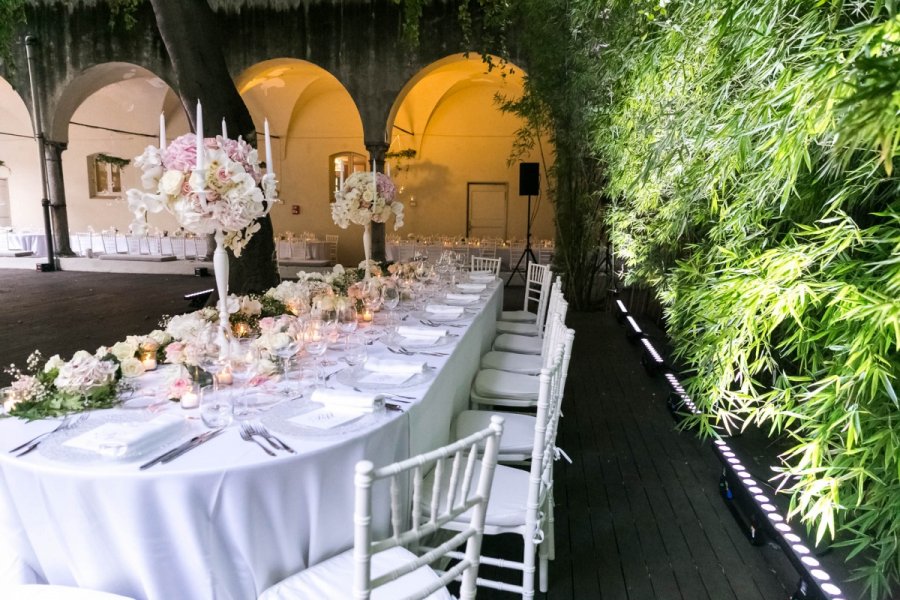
left=126, top=103, right=277, bottom=350
left=331, top=164, right=403, bottom=278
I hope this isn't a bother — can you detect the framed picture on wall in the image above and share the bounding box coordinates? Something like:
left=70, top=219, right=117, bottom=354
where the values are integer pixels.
left=87, top=153, right=128, bottom=199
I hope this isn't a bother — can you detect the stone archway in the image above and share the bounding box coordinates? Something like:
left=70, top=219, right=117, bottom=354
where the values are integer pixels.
left=0, top=76, right=39, bottom=229
left=385, top=54, right=553, bottom=241
left=237, top=58, right=368, bottom=265
left=49, top=63, right=184, bottom=248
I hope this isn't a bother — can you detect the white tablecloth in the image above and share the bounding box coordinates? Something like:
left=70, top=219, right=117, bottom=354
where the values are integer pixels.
left=0, top=284, right=501, bottom=600
left=5, top=233, right=47, bottom=257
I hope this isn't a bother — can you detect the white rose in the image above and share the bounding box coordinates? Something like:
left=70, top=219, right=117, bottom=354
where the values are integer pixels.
left=148, top=329, right=172, bottom=346
left=119, top=357, right=146, bottom=379
left=270, top=332, right=292, bottom=351
left=43, top=354, right=65, bottom=373
left=240, top=297, right=262, bottom=316
left=158, top=170, right=185, bottom=196
left=110, top=340, right=138, bottom=362
left=256, top=358, right=278, bottom=376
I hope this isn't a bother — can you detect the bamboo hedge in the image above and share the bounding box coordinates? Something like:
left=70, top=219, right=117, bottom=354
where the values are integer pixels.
left=595, top=1, right=900, bottom=596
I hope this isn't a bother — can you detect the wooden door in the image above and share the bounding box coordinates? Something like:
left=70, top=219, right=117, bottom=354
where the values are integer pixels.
left=467, top=182, right=507, bottom=239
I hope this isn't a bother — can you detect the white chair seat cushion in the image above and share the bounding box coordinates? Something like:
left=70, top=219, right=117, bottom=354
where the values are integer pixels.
left=422, top=463, right=529, bottom=529
left=473, top=370, right=538, bottom=400
left=493, top=334, right=542, bottom=355
left=500, top=309, right=537, bottom=323
left=258, top=545, right=452, bottom=600
left=3, top=586, right=136, bottom=600
left=495, top=321, right=540, bottom=336
left=454, top=410, right=536, bottom=454
left=480, top=351, right=543, bottom=375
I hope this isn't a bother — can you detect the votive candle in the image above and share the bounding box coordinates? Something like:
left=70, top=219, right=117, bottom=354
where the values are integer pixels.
left=140, top=353, right=157, bottom=371
left=217, top=368, right=233, bottom=386
left=181, top=391, right=199, bottom=409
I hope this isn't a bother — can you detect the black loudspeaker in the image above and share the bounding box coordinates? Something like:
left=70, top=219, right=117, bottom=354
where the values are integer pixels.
left=519, top=162, right=540, bottom=196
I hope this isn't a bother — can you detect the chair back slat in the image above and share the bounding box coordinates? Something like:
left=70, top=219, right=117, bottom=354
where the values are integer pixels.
left=352, top=417, right=504, bottom=600
left=470, top=255, right=502, bottom=276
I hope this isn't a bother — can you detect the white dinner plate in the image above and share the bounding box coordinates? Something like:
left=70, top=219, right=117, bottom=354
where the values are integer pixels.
left=333, top=364, right=436, bottom=391
left=409, top=310, right=471, bottom=324
left=380, top=332, right=457, bottom=351
left=39, top=411, right=192, bottom=465
left=262, top=396, right=390, bottom=439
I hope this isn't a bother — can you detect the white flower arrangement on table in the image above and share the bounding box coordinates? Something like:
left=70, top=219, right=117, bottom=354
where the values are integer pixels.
left=126, top=133, right=277, bottom=256
left=331, top=171, right=404, bottom=230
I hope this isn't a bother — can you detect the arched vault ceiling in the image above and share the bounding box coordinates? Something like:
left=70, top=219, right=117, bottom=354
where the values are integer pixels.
left=237, top=58, right=361, bottom=140
left=389, top=54, right=525, bottom=154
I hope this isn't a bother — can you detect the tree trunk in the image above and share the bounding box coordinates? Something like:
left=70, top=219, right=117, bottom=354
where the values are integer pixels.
left=149, top=0, right=279, bottom=294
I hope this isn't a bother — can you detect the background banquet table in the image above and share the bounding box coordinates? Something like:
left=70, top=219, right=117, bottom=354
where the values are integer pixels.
left=0, top=284, right=501, bottom=600
left=2, top=232, right=47, bottom=257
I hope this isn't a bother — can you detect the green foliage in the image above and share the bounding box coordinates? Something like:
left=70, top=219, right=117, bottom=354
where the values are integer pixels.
left=0, top=0, right=25, bottom=69
left=95, top=153, right=130, bottom=168
left=597, top=0, right=900, bottom=596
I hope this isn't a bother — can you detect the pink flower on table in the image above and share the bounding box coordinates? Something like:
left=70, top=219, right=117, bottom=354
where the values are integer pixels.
left=168, top=376, right=191, bottom=400
left=165, top=342, right=185, bottom=364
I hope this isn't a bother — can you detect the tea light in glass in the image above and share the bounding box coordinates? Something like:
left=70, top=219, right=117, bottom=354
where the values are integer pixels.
left=181, top=390, right=199, bottom=409
left=139, top=350, right=157, bottom=371
left=233, top=322, right=251, bottom=338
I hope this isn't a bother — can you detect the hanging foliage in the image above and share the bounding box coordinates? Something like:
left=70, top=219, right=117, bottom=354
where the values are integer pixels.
left=597, top=0, right=900, bottom=597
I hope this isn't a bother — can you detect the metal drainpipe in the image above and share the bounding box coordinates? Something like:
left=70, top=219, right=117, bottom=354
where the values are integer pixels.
left=24, top=35, right=57, bottom=272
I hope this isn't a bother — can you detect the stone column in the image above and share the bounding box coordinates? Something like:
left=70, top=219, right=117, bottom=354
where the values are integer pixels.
left=366, top=141, right=389, bottom=262
left=44, top=140, right=74, bottom=256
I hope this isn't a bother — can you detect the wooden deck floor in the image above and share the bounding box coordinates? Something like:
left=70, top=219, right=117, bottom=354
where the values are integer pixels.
left=0, top=270, right=800, bottom=599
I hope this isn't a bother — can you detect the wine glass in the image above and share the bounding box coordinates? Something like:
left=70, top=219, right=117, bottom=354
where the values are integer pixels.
left=337, top=304, right=359, bottom=343
left=303, top=319, right=329, bottom=383
left=343, top=334, right=368, bottom=368
left=227, top=341, right=259, bottom=418
left=273, top=336, right=301, bottom=396
left=381, top=281, right=400, bottom=328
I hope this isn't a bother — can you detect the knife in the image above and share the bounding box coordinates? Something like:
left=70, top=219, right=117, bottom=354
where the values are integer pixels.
left=139, top=429, right=224, bottom=470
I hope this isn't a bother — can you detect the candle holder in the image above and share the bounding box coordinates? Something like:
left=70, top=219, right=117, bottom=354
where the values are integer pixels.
left=138, top=350, right=158, bottom=371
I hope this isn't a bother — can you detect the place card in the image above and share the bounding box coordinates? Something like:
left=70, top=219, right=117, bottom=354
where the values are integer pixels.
left=289, top=406, right=365, bottom=430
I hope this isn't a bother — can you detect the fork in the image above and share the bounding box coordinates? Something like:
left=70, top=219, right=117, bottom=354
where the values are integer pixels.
left=239, top=423, right=275, bottom=456
left=12, top=413, right=89, bottom=456
left=419, top=319, right=464, bottom=328
left=249, top=422, right=296, bottom=454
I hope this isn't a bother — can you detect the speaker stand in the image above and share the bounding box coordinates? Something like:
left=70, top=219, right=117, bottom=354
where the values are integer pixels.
left=507, top=194, right=538, bottom=287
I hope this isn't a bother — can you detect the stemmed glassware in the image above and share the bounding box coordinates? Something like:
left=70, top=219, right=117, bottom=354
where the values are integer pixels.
left=381, top=280, right=401, bottom=329
left=303, top=318, right=329, bottom=383
left=273, top=332, right=301, bottom=396
left=343, top=333, right=367, bottom=369
left=337, top=303, right=359, bottom=344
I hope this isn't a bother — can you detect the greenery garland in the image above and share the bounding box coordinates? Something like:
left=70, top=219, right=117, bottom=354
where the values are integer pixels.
left=95, top=153, right=130, bottom=168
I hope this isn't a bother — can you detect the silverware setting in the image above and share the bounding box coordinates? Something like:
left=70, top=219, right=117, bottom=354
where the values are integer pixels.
left=419, top=319, right=465, bottom=328
left=140, top=428, right=224, bottom=470
left=246, top=422, right=296, bottom=454
left=11, top=413, right=90, bottom=457
left=386, top=347, right=448, bottom=358
left=239, top=423, right=275, bottom=456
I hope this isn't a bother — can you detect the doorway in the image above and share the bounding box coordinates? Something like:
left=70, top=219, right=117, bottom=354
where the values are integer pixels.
left=466, top=182, right=507, bottom=239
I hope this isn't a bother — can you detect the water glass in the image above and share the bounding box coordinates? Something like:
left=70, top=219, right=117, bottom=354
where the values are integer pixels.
left=344, top=334, right=368, bottom=367
left=200, top=385, right=233, bottom=428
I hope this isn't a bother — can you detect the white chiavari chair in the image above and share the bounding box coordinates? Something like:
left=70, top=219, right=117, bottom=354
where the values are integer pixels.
left=479, top=239, right=497, bottom=259
left=147, top=235, right=163, bottom=256
left=501, top=262, right=551, bottom=324
left=325, top=234, right=339, bottom=265
left=470, top=256, right=502, bottom=277
left=258, top=417, right=505, bottom=600
left=277, top=239, right=292, bottom=261
left=124, top=234, right=145, bottom=255
left=100, top=233, right=122, bottom=255
left=194, top=235, right=210, bottom=260
left=437, top=332, right=573, bottom=597
left=492, top=279, right=563, bottom=356
left=470, top=303, right=568, bottom=411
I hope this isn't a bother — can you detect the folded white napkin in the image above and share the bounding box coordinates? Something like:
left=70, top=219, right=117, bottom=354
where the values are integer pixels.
left=310, top=388, right=380, bottom=412
left=364, top=357, right=427, bottom=375
left=63, top=415, right=183, bottom=458
left=456, top=283, right=487, bottom=292
left=426, top=304, right=465, bottom=316
left=398, top=325, right=448, bottom=340
left=445, top=293, right=479, bottom=303
left=469, top=272, right=495, bottom=282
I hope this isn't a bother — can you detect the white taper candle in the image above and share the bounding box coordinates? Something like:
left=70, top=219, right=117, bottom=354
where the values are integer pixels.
left=221, top=118, right=228, bottom=140
left=264, top=119, right=273, bottom=177
left=159, top=112, right=166, bottom=152
left=195, top=100, right=205, bottom=170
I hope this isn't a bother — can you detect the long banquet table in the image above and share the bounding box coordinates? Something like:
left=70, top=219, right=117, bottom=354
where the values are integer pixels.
left=0, top=284, right=502, bottom=600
